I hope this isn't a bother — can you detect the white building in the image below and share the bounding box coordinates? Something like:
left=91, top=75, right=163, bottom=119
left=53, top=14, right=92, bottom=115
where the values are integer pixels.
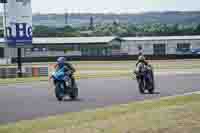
left=0, top=35, right=200, bottom=59
left=0, top=36, right=122, bottom=58
left=121, top=36, right=200, bottom=55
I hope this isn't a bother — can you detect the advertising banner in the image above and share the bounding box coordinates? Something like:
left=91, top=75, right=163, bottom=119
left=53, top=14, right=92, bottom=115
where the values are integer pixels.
left=3, top=0, right=32, bottom=47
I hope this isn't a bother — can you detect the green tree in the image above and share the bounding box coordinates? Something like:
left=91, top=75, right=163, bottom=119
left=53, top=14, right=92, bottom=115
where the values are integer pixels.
left=63, top=31, right=81, bottom=37
left=63, top=25, right=76, bottom=32
left=0, top=30, right=4, bottom=37
left=33, top=25, right=55, bottom=37
left=172, top=24, right=180, bottom=34
left=195, top=24, right=200, bottom=34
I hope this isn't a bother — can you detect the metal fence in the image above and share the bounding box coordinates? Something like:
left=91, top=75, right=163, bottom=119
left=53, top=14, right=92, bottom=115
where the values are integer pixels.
left=0, top=66, right=49, bottom=78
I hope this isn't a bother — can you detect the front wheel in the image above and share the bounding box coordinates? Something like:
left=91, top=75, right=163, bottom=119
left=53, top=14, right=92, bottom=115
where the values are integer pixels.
left=138, top=78, right=145, bottom=94
left=55, top=82, right=64, bottom=101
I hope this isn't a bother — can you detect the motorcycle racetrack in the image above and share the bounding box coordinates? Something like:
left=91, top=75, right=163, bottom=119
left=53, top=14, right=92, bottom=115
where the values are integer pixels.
left=0, top=73, right=200, bottom=124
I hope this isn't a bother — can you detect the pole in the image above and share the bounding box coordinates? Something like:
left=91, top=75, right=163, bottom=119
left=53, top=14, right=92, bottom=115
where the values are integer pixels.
left=17, top=48, right=22, bottom=77
left=2, top=2, right=22, bottom=78
left=3, top=1, right=7, bottom=39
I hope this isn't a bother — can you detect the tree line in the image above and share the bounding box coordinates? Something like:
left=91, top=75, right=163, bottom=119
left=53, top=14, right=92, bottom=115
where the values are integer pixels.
left=0, top=23, right=200, bottom=37
left=33, top=23, right=200, bottom=37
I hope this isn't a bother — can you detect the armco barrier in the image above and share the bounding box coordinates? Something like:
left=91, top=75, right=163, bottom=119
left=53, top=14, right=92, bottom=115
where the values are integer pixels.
left=32, top=67, right=39, bottom=77
left=38, top=67, right=48, bottom=76
left=0, top=67, right=49, bottom=79
left=24, top=67, right=33, bottom=77
left=0, top=68, right=7, bottom=78
left=0, top=58, right=11, bottom=65
left=7, top=68, right=17, bottom=78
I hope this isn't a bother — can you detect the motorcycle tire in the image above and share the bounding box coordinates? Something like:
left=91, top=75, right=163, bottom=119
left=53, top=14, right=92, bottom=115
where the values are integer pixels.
left=138, top=80, right=145, bottom=94
left=69, top=87, right=78, bottom=100
left=148, top=82, right=154, bottom=94
left=148, top=71, right=155, bottom=94
left=55, top=82, right=64, bottom=101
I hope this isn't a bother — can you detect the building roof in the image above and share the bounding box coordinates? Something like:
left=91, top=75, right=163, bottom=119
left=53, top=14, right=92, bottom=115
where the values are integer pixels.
left=34, top=36, right=117, bottom=44
left=0, top=35, right=200, bottom=45
left=0, top=36, right=117, bottom=44
left=122, top=35, right=200, bottom=41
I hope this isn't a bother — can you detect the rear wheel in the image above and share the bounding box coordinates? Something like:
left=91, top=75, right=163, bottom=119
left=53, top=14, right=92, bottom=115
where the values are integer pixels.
left=147, top=72, right=155, bottom=94
left=69, top=87, right=78, bottom=100
left=148, top=88, right=154, bottom=94
left=148, top=81, right=154, bottom=94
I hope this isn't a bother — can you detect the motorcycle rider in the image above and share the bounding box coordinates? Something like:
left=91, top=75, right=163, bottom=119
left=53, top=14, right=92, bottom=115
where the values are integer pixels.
left=135, top=55, right=153, bottom=83
left=136, top=55, right=149, bottom=70
left=135, top=55, right=154, bottom=92
left=55, top=57, right=76, bottom=88
left=135, top=55, right=147, bottom=75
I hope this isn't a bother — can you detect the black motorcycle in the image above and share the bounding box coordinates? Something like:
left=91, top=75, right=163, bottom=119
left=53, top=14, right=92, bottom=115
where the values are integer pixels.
left=134, top=65, right=155, bottom=94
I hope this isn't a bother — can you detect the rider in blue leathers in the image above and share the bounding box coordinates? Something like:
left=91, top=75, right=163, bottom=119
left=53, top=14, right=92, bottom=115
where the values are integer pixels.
left=55, top=57, right=76, bottom=88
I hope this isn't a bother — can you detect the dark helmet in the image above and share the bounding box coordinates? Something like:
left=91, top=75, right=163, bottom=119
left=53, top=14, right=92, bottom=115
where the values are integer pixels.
left=57, top=57, right=65, bottom=65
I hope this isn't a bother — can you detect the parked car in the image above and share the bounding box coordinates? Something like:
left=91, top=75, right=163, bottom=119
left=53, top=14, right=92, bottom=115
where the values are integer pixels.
left=176, top=48, right=192, bottom=55
left=191, top=48, right=200, bottom=54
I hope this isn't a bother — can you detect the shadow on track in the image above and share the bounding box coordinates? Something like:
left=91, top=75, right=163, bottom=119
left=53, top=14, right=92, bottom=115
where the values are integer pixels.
left=141, top=91, right=160, bottom=95
left=62, top=98, right=84, bottom=102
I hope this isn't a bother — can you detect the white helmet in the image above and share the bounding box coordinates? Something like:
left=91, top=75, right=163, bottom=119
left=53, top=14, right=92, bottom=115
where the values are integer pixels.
left=138, top=55, right=145, bottom=61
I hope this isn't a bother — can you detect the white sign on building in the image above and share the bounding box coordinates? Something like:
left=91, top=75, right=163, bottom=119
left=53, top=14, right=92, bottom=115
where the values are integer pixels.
left=3, top=0, right=32, bottom=46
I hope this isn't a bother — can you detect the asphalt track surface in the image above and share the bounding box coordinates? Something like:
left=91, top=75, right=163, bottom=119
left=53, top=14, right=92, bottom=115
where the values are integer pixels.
left=0, top=73, right=200, bottom=125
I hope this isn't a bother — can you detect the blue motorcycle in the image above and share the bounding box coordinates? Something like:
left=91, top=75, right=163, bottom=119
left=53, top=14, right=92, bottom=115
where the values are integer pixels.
left=51, top=66, right=78, bottom=101
left=134, top=64, right=155, bottom=94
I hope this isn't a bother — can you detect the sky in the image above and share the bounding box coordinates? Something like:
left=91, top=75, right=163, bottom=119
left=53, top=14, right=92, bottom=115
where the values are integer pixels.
left=31, top=0, right=200, bottom=14
left=2, top=0, right=200, bottom=14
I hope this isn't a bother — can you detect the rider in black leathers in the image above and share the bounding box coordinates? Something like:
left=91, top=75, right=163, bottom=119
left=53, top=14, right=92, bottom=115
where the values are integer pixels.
left=135, top=55, right=147, bottom=81
left=135, top=55, right=154, bottom=91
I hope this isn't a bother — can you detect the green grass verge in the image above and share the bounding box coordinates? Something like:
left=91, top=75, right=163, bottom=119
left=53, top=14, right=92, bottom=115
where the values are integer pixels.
left=0, top=94, right=200, bottom=133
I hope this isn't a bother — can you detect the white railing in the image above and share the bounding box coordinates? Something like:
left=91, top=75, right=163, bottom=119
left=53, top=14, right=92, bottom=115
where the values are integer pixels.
left=0, top=58, right=11, bottom=65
